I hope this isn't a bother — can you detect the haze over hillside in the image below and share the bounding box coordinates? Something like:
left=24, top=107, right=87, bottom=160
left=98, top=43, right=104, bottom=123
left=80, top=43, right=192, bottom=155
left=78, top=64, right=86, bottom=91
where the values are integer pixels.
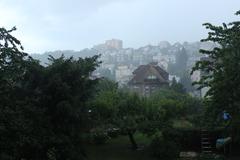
left=31, top=39, right=216, bottom=97
left=1, top=0, right=239, bottom=53
left=31, top=40, right=214, bottom=65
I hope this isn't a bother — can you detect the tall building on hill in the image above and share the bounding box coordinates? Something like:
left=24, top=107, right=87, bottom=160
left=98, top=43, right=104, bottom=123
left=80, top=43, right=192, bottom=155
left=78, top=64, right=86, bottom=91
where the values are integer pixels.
left=93, top=39, right=123, bottom=50
left=105, top=39, right=123, bottom=49
left=128, top=62, right=169, bottom=96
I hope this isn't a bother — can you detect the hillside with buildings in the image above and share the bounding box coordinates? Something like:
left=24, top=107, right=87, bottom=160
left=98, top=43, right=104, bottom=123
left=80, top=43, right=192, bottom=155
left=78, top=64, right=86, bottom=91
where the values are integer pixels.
left=32, top=39, right=215, bottom=96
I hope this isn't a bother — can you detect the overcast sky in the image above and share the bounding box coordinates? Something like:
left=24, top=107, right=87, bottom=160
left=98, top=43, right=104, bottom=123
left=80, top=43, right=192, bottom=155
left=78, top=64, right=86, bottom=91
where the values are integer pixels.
left=0, top=0, right=239, bottom=53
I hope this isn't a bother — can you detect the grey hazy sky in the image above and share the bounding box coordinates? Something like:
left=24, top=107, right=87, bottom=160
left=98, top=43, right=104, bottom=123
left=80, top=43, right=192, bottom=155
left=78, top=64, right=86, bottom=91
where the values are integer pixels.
left=0, top=0, right=239, bottom=53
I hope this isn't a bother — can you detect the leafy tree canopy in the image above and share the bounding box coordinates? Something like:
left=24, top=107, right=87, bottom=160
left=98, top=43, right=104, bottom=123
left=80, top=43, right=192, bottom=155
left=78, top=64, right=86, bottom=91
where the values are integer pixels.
left=192, top=11, right=240, bottom=134
left=0, top=27, right=101, bottom=160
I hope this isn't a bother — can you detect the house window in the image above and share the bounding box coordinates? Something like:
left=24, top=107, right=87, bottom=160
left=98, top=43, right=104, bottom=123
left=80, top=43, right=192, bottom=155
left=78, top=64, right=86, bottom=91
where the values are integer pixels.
left=134, top=85, right=139, bottom=89
left=147, top=75, right=157, bottom=80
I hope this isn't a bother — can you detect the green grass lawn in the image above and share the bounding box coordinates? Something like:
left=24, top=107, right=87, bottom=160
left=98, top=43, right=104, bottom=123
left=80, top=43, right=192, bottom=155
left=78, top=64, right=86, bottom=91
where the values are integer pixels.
left=84, top=133, right=157, bottom=160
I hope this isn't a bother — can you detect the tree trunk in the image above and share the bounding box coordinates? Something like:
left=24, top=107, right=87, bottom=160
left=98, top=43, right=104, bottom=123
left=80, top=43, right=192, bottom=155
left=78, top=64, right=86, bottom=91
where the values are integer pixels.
left=128, top=131, right=138, bottom=150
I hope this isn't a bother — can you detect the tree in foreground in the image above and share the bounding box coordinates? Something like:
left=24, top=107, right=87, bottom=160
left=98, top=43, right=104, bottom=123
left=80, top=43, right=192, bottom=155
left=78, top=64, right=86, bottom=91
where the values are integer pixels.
left=192, top=11, right=240, bottom=141
left=0, top=27, right=100, bottom=159
left=0, top=27, right=31, bottom=159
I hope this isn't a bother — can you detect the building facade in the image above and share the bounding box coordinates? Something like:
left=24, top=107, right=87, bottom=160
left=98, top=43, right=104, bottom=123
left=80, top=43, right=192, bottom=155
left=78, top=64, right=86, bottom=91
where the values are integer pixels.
left=105, top=39, right=123, bottom=50
left=128, top=63, right=169, bottom=96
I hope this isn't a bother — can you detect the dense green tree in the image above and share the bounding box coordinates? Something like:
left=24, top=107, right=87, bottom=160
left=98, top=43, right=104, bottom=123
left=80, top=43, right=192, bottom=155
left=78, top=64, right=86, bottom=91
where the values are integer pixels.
left=116, top=92, right=146, bottom=149
left=192, top=11, right=240, bottom=140
left=88, top=79, right=119, bottom=128
left=0, top=27, right=101, bottom=159
left=150, top=89, right=202, bottom=126
left=0, top=27, right=29, bottom=106
left=37, top=55, right=100, bottom=159
left=0, top=27, right=33, bottom=159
